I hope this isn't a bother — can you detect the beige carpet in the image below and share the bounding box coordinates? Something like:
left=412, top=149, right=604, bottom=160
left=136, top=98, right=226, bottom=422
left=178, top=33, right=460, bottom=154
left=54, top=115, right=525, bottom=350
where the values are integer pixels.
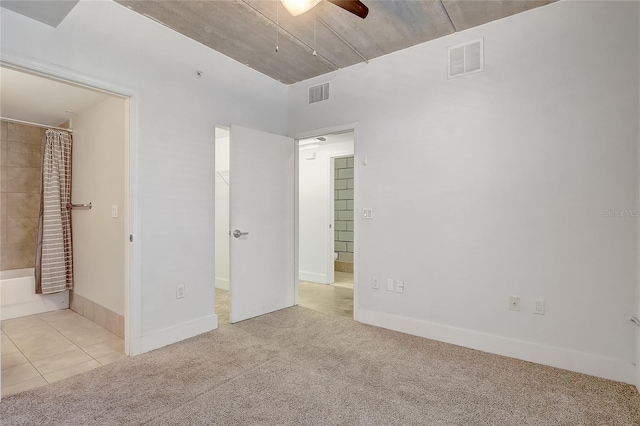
left=2, top=291, right=640, bottom=425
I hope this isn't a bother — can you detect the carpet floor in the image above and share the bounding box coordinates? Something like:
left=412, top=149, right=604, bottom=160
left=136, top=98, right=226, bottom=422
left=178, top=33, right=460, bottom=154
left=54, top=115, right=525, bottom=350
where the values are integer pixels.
left=2, top=291, right=640, bottom=425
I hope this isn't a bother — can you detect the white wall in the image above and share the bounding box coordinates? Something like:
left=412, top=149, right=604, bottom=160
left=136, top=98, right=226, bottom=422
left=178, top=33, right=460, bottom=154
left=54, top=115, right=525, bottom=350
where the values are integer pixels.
left=1, top=0, right=288, bottom=352
left=215, top=130, right=230, bottom=290
left=299, top=139, right=353, bottom=283
left=289, top=1, right=640, bottom=384
left=72, top=96, right=127, bottom=315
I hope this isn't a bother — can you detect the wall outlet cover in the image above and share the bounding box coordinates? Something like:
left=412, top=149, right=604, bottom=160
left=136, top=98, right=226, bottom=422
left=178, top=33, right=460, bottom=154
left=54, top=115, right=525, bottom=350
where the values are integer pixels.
left=509, top=295, right=520, bottom=311
left=534, top=299, right=545, bottom=315
left=386, top=279, right=394, bottom=291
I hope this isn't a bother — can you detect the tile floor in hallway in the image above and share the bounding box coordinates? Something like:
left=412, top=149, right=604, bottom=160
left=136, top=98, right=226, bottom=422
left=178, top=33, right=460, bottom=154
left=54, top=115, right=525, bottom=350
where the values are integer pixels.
left=214, top=272, right=354, bottom=323
left=299, top=272, right=354, bottom=318
left=1, top=309, right=125, bottom=398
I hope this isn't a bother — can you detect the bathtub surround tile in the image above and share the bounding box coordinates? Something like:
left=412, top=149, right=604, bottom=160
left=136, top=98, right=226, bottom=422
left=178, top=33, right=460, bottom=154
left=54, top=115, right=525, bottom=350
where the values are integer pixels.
left=0, top=167, right=6, bottom=192
left=7, top=217, right=38, bottom=244
left=7, top=122, right=43, bottom=144
left=43, top=359, right=101, bottom=384
left=7, top=141, right=43, bottom=168
left=1, top=351, right=30, bottom=370
left=6, top=192, right=40, bottom=218
left=1, top=363, right=41, bottom=387
left=0, top=140, right=7, bottom=167
left=32, top=348, right=93, bottom=376
left=1, top=240, right=36, bottom=270
left=6, top=167, right=42, bottom=193
left=1, top=376, right=47, bottom=398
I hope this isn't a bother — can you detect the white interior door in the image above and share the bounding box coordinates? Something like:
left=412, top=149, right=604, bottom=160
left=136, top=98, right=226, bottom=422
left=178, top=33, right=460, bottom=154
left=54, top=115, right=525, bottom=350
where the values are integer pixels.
left=229, top=125, right=295, bottom=323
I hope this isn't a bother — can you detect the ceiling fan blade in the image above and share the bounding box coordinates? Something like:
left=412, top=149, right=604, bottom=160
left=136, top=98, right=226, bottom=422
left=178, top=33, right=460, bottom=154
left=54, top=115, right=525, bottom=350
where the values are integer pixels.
left=325, top=0, right=369, bottom=19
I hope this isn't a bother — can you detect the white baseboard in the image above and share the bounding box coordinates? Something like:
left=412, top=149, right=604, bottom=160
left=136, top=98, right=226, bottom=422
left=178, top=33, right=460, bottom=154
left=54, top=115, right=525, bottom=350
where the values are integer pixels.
left=357, top=308, right=635, bottom=385
left=299, top=271, right=328, bottom=284
left=139, top=314, right=218, bottom=353
left=215, top=277, right=229, bottom=291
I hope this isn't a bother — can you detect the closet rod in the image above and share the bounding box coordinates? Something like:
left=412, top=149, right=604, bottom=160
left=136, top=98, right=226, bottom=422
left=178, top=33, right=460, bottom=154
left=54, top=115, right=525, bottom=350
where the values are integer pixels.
left=0, top=116, right=73, bottom=133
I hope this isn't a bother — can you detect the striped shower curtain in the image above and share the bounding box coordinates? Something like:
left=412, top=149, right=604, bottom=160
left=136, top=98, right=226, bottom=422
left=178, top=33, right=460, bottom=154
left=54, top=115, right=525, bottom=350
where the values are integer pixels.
left=35, top=129, right=74, bottom=294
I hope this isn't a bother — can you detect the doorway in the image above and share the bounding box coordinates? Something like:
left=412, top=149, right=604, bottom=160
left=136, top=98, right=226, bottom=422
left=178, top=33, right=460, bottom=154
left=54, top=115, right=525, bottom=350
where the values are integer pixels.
left=0, top=65, right=131, bottom=397
left=297, top=131, right=355, bottom=318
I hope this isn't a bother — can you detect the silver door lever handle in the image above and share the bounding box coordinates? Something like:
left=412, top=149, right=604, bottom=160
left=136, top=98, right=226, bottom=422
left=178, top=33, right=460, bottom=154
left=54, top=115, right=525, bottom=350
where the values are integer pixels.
left=233, top=229, right=249, bottom=238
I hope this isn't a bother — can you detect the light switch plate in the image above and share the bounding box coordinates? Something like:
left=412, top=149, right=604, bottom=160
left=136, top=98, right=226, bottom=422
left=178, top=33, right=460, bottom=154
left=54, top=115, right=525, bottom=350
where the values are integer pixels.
left=363, top=208, right=373, bottom=219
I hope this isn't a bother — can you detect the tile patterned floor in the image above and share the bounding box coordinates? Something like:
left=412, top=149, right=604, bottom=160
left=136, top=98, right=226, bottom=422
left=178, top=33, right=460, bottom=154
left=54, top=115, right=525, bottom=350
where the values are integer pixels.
left=1, top=309, right=125, bottom=397
left=299, top=272, right=354, bottom=318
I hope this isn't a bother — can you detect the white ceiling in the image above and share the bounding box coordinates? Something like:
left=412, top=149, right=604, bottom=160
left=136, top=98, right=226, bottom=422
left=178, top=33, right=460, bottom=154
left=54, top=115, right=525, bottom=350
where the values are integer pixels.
left=0, top=67, right=112, bottom=126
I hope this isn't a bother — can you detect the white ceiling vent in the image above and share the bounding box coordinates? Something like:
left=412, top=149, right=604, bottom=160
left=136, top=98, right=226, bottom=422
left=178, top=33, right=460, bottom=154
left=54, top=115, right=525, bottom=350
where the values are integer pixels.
left=448, top=38, right=483, bottom=79
left=308, top=82, right=330, bottom=104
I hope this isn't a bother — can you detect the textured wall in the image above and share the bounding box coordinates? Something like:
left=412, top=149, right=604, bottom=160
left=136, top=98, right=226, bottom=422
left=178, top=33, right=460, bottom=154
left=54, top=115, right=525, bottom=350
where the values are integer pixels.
left=334, top=156, right=354, bottom=269
left=0, top=121, right=43, bottom=270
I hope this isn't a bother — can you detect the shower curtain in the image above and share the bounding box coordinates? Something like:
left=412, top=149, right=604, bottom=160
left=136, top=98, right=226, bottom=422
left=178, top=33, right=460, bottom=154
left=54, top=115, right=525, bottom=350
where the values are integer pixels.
left=35, top=129, right=74, bottom=294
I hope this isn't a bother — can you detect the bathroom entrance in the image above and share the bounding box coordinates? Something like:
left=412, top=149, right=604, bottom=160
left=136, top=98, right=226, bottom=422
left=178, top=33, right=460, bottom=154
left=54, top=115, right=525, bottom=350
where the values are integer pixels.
left=0, top=66, right=130, bottom=397
left=297, top=131, right=355, bottom=318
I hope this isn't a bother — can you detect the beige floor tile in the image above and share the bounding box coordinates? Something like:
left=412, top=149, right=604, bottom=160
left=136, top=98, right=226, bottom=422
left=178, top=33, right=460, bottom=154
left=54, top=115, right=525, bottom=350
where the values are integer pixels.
left=20, top=339, right=79, bottom=362
left=333, top=271, right=354, bottom=288
left=38, top=309, right=80, bottom=323
left=59, top=325, right=120, bottom=348
left=96, top=351, right=127, bottom=366
left=1, top=315, right=50, bottom=334
left=31, top=348, right=93, bottom=376
left=1, top=376, right=47, bottom=397
left=83, top=338, right=124, bottom=359
left=9, top=329, right=72, bottom=352
left=1, top=351, right=30, bottom=370
left=1, top=363, right=40, bottom=387
left=45, top=314, right=95, bottom=330
left=1, top=334, right=19, bottom=355
left=43, top=359, right=101, bottom=384
left=299, top=281, right=353, bottom=318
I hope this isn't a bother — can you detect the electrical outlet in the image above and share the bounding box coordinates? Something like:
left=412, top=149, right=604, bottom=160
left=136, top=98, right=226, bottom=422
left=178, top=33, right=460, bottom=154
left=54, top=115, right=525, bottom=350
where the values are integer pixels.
left=111, top=205, right=119, bottom=218
left=509, top=295, right=520, bottom=311
left=176, top=284, right=185, bottom=299
left=372, top=277, right=379, bottom=290
left=534, top=299, right=545, bottom=315
left=386, top=279, right=395, bottom=291
left=395, top=280, right=404, bottom=294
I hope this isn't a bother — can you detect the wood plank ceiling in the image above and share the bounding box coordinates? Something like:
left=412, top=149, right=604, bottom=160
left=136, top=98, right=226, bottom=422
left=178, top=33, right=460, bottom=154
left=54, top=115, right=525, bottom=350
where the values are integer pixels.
left=117, top=0, right=554, bottom=84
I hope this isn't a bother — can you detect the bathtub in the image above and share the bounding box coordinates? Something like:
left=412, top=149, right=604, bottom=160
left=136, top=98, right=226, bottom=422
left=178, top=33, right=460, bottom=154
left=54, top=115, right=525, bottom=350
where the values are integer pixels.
left=0, top=268, right=69, bottom=320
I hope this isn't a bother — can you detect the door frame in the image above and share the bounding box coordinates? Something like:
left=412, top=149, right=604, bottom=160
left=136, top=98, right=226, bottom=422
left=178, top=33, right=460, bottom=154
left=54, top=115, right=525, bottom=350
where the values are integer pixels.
left=291, top=123, right=359, bottom=320
left=1, top=52, right=141, bottom=355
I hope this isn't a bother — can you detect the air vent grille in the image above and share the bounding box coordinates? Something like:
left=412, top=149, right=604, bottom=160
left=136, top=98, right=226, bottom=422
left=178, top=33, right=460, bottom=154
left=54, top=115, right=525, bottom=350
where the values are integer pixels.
left=308, top=83, right=330, bottom=104
left=448, top=38, right=484, bottom=79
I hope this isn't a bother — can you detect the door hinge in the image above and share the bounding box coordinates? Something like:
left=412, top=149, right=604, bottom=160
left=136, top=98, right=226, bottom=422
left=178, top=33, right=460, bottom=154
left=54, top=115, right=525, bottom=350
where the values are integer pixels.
left=129, top=234, right=133, bottom=242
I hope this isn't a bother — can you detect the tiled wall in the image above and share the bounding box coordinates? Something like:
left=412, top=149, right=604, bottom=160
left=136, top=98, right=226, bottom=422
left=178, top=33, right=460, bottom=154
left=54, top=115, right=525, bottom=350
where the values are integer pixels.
left=69, top=292, right=125, bottom=339
left=0, top=121, right=44, bottom=271
left=334, top=156, right=354, bottom=273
